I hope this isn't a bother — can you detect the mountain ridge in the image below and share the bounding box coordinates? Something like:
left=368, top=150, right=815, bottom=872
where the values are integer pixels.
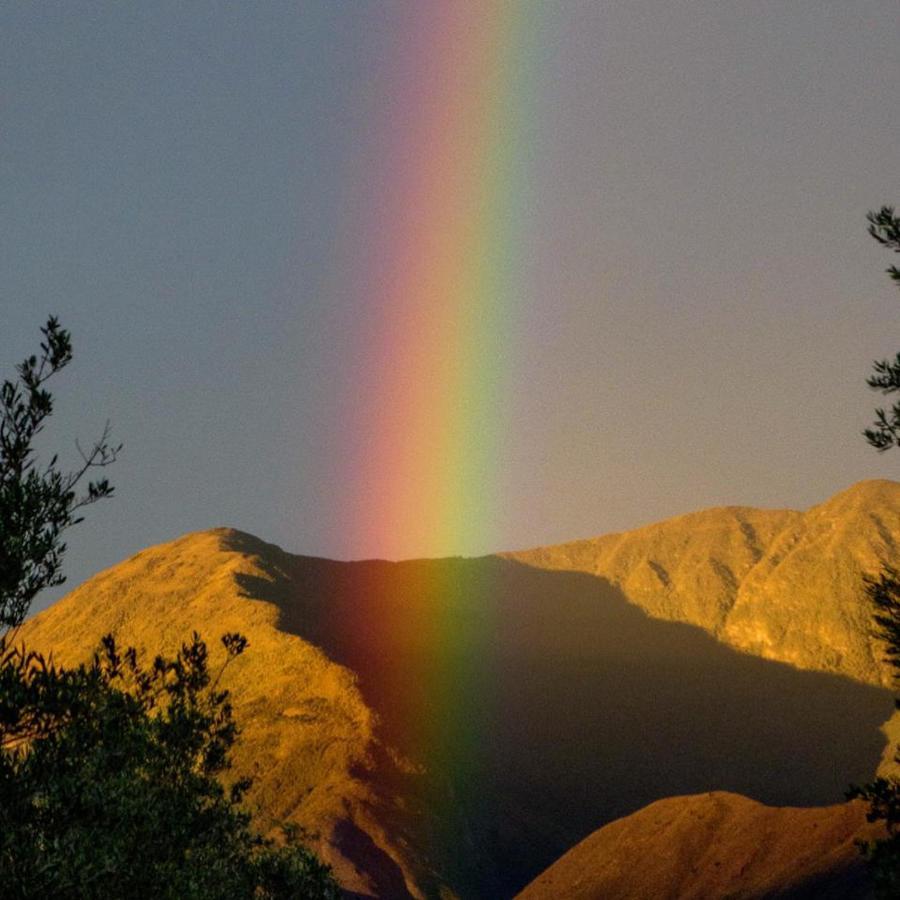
left=505, top=478, right=900, bottom=690
left=19, top=529, right=426, bottom=898
left=17, top=478, right=900, bottom=898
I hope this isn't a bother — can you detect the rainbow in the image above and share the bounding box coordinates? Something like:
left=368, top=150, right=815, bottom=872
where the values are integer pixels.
left=329, top=3, right=546, bottom=819
left=342, top=4, right=541, bottom=562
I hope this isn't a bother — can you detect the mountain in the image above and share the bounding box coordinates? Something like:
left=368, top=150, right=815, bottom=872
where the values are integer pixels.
left=517, top=792, right=881, bottom=900
left=18, top=530, right=411, bottom=897
left=507, top=479, right=900, bottom=690
left=18, top=480, right=900, bottom=898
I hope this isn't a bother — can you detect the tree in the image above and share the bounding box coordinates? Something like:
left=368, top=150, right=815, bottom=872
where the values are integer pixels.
left=847, top=207, right=900, bottom=898
left=847, top=567, right=900, bottom=898
left=0, top=319, right=340, bottom=898
left=0, top=316, right=119, bottom=638
left=863, top=207, right=900, bottom=451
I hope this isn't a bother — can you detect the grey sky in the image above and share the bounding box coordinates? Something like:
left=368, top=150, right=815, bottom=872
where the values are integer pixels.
left=2, top=2, right=899, bottom=610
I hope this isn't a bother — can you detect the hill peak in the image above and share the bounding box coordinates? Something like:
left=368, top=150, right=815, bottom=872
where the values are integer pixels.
left=18, top=479, right=900, bottom=898
left=517, top=791, right=880, bottom=900
left=807, top=478, right=900, bottom=513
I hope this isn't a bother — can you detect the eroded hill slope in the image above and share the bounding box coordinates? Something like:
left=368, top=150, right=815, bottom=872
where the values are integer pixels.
left=507, top=480, right=900, bottom=688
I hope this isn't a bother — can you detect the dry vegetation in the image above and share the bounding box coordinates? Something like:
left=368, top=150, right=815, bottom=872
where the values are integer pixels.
left=507, top=479, right=900, bottom=690
left=517, top=792, right=881, bottom=900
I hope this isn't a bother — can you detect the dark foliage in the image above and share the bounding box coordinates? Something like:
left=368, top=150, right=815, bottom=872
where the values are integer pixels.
left=0, top=319, right=340, bottom=898
left=864, top=207, right=900, bottom=451
left=850, top=209, right=900, bottom=898
left=0, top=316, right=119, bottom=635
left=0, top=631, right=339, bottom=899
left=848, top=568, right=900, bottom=898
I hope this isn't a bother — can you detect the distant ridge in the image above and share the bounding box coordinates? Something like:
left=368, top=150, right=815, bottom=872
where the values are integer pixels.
left=506, top=479, right=900, bottom=690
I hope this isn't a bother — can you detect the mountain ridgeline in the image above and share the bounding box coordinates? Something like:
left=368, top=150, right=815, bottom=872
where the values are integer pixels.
left=506, top=479, right=900, bottom=691
left=18, top=480, right=900, bottom=898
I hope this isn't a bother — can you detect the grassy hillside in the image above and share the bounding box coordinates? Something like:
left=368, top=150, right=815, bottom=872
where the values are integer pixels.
left=507, top=480, right=900, bottom=688
left=517, top=792, right=881, bottom=900
left=20, top=481, right=898, bottom=897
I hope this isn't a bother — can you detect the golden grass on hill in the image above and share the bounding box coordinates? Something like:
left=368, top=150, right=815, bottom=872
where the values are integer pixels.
left=18, top=479, right=900, bottom=898
left=19, top=530, right=425, bottom=898
left=516, top=792, right=881, bottom=900
left=507, top=479, right=900, bottom=689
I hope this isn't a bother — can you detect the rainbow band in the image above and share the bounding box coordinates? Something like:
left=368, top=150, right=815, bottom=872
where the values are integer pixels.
left=345, top=5, right=539, bottom=560
left=335, top=4, right=545, bottom=775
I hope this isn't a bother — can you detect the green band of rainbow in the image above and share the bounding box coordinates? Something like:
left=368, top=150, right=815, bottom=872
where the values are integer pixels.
left=333, top=2, right=545, bottom=777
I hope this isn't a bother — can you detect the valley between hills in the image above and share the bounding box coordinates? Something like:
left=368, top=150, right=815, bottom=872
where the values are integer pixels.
left=19, top=479, right=900, bottom=898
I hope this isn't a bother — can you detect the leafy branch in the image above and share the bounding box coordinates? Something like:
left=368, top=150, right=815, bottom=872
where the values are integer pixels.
left=0, top=317, right=121, bottom=637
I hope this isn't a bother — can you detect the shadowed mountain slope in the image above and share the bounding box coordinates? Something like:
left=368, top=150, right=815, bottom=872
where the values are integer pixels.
left=516, top=792, right=882, bottom=900
left=19, top=498, right=896, bottom=898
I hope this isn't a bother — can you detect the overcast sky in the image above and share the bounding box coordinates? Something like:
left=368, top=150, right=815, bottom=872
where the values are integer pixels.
left=2, top=2, right=899, bottom=610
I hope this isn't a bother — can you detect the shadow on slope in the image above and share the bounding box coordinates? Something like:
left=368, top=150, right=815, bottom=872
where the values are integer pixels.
left=223, top=532, right=893, bottom=898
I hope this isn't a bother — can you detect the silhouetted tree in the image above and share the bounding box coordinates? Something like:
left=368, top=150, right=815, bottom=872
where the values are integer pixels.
left=848, top=567, right=900, bottom=898
left=864, top=207, right=900, bottom=451
left=848, top=207, right=900, bottom=898
left=0, top=316, right=119, bottom=637
left=0, top=319, right=340, bottom=898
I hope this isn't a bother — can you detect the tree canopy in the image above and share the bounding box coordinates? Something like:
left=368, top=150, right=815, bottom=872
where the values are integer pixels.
left=0, top=316, right=118, bottom=636
left=0, top=318, right=340, bottom=898
left=864, top=207, right=900, bottom=451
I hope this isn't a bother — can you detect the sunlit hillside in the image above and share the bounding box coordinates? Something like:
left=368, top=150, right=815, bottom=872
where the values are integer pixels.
left=19, top=480, right=900, bottom=898
left=508, top=480, right=900, bottom=689
left=18, top=530, right=416, bottom=896
left=518, top=793, right=881, bottom=900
